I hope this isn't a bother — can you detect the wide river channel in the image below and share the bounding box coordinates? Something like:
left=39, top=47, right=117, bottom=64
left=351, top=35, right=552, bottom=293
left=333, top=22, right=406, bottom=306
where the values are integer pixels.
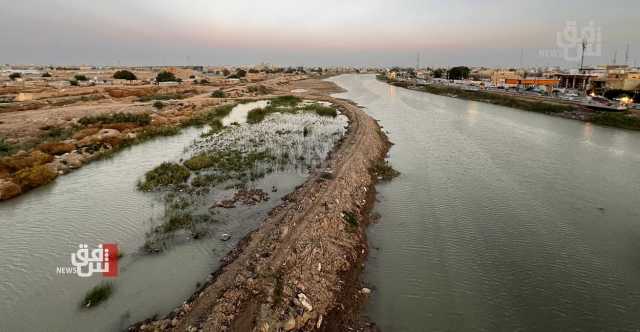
left=329, top=74, right=640, bottom=331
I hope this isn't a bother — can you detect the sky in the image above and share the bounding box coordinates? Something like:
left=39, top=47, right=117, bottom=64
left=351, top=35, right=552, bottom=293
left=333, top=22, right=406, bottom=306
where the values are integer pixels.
left=1, top=0, right=639, bottom=68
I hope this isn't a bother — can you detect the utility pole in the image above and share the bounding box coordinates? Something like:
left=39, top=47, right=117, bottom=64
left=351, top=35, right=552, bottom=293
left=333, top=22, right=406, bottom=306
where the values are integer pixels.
left=416, top=52, right=420, bottom=70
left=579, top=39, right=587, bottom=73
left=519, top=48, right=524, bottom=69
left=613, top=50, right=618, bottom=65
left=624, top=44, right=630, bottom=65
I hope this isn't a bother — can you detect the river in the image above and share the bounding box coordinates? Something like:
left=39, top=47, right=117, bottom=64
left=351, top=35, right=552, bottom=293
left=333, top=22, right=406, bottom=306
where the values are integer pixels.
left=328, top=74, right=640, bottom=331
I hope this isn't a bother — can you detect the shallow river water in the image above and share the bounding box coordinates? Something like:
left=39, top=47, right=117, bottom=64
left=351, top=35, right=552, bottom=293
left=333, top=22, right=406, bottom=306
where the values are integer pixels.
left=329, top=74, right=640, bottom=331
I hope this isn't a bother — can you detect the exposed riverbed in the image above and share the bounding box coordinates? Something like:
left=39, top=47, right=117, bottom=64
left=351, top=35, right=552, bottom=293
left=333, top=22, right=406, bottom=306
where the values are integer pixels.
left=329, top=74, right=640, bottom=331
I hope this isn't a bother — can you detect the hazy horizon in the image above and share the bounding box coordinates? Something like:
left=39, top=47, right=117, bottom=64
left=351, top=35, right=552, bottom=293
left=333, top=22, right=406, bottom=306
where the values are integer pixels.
left=2, top=0, right=639, bottom=68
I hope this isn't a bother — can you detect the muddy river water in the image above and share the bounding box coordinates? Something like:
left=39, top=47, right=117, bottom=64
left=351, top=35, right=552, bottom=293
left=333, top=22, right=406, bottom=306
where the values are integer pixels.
left=329, top=74, right=640, bottom=331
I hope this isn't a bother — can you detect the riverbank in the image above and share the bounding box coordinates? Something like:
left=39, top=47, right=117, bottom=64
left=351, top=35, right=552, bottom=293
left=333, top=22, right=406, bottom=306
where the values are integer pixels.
left=381, top=78, right=640, bottom=131
left=130, top=79, right=390, bottom=331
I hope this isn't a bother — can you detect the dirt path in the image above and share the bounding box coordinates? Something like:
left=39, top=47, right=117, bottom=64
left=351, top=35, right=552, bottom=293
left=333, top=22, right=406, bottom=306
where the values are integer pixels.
left=133, top=79, right=389, bottom=332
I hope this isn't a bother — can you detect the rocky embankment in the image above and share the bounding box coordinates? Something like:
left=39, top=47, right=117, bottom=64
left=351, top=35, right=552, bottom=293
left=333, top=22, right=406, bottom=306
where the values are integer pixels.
left=131, top=93, right=390, bottom=331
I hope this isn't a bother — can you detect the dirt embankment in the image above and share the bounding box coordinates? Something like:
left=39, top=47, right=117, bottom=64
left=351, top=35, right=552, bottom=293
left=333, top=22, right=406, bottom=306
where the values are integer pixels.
left=132, top=79, right=389, bottom=332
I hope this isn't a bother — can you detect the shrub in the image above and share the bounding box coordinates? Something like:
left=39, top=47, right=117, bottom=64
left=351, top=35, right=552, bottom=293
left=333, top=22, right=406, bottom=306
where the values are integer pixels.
left=78, top=112, right=151, bottom=126
left=138, top=162, right=190, bottom=191
left=156, top=71, right=177, bottom=83
left=81, top=282, right=113, bottom=308
left=69, top=80, right=78, bottom=86
left=270, top=95, right=301, bottom=108
left=211, top=90, right=226, bottom=98
left=113, top=70, right=137, bottom=80
left=184, top=153, right=217, bottom=170
left=370, top=160, right=400, bottom=180
left=14, top=164, right=58, bottom=190
left=74, top=74, right=89, bottom=81
left=9, top=73, right=21, bottom=80
left=41, top=72, right=52, bottom=78
left=302, top=104, right=337, bottom=117
left=153, top=101, right=164, bottom=109
left=343, top=211, right=358, bottom=227
left=0, top=138, right=10, bottom=155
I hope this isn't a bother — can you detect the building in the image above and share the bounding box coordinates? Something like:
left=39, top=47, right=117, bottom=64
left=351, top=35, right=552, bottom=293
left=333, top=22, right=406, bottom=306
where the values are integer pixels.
left=504, top=78, right=560, bottom=92
left=591, top=65, right=640, bottom=92
left=491, top=70, right=522, bottom=86
left=551, top=73, right=597, bottom=92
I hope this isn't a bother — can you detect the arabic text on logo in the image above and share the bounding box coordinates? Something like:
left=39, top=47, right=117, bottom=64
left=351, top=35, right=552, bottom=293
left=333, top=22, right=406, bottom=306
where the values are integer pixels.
left=56, top=243, right=119, bottom=277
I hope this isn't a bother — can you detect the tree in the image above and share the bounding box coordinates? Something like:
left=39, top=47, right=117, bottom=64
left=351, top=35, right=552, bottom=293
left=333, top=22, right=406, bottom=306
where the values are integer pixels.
left=42, top=72, right=52, bottom=78
left=113, top=70, right=137, bottom=80
left=74, top=74, right=89, bottom=81
left=222, top=68, right=231, bottom=76
left=236, top=69, right=247, bottom=78
left=156, top=71, right=177, bottom=83
left=447, top=66, right=470, bottom=80
left=248, top=68, right=259, bottom=73
left=9, top=73, right=21, bottom=80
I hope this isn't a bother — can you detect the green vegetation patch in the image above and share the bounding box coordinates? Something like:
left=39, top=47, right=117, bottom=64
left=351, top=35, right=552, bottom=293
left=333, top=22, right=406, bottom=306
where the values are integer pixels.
left=138, top=162, right=191, bottom=191
left=301, top=103, right=338, bottom=117
left=185, top=104, right=235, bottom=127
left=211, top=90, right=226, bottom=98
left=370, top=160, right=400, bottom=181
left=81, top=282, right=113, bottom=308
left=591, top=111, right=640, bottom=130
left=0, top=137, right=12, bottom=156
left=343, top=210, right=359, bottom=227
left=78, top=112, right=151, bottom=126
left=422, top=85, right=575, bottom=114
left=270, top=95, right=302, bottom=108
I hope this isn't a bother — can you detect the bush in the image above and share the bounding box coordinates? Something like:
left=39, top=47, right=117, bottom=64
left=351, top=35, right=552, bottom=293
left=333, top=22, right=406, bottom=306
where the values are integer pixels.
left=156, top=71, right=177, bottom=83
left=211, top=90, right=226, bottom=98
left=153, top=101, right=164, bottom=109
left=138, top=162, right=190, bottom=191
left=370, top=160, right=400, bottom=180
left=69, top=80, right=78, bottom=86
left=78, top=112, right=151, bottom=126
left=0, top=138, right=10, bottom=155
left=81, top=282, right=113, bottom=308
left=14, top=164, right=58, bottom=190
left=302, top=104, right=337, bottom=117
left=113, top=70, right=137, bottom=80
left=41, top=72, right=52, bottom=78
left=74, top=74, right=89, bottom=81
left=9, top=73, right=21, bottom=80
left=270, top=95, right=301, bottom=108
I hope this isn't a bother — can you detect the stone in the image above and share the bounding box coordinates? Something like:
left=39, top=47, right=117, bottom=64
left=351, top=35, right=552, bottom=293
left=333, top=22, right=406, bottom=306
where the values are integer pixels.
left=361, top=287, right=371, bottom=295
left=283, top=317, right=296, bottom=331
left=220, top=233, right=231, bottom=241
left=297, top=293, right=313, bottom=311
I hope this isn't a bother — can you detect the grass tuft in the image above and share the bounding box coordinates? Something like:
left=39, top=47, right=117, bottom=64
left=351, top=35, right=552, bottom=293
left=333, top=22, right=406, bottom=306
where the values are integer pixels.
left=138, top=162, right=191, bottom=191
left=81, top=282, right=113, bottom=308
